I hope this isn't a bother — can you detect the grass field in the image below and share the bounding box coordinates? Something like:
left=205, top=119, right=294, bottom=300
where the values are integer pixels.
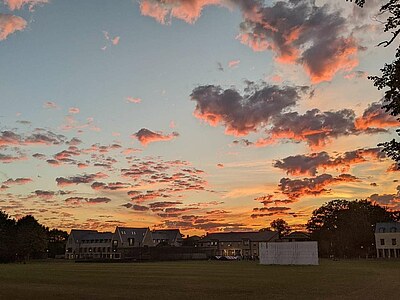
left=0, top=259, right=399, bottom=299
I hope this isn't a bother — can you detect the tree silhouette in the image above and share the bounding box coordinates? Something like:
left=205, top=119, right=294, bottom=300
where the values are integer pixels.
left=16, top=215, right=48, bottom=261
left=348, top=0, right=400, bottom=168
left=270, top=218, right=291, bottom=238
left=307, top=199, right=397, bottom=258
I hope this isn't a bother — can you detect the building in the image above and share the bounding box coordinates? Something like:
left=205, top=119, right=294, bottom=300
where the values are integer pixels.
left=152, top=229, right=183, bottom=247
left=112, top=227, right=154, bottom=259
left=375, top=222, right=400, bottom=258
left=65, top=230, right=113, bottom=260
left=259, top=241, right=319, bottom=265
left=198, top=231, right=279, bottom=258
left=280, top=231, right=311, bottom=242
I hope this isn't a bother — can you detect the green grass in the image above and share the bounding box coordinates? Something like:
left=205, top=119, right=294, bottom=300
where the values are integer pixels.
left=0, top=259, right=399, bottom=299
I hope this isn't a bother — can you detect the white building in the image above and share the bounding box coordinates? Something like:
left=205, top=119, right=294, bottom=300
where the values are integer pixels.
left=259, top=241, right=318, bottom=265
left=375, top=222, right=400, bottom=258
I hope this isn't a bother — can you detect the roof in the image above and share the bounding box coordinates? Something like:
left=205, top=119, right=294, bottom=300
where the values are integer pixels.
left=69, top=229, right=98, bottom=241
left=70, top=230, right=112, bottom=241
left=152, top=229, right=182, bottom=243
left=114, top=227, right=149, bottom=247
left=281, top=231, right=310, bottom=240
left=375, top=222, right=400, bottom=233
left=201, top=231, right=278, bottom=242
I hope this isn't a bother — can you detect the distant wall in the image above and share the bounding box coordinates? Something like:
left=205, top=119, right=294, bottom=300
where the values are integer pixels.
left=259, top=242, right=318, bottom=265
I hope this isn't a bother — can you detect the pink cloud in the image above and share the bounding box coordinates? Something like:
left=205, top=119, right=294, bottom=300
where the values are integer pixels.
left=139, top=0, right=222, bottom=24
left=132, top=128, right=179, bottom=146
left=43, top=101, right=59, bottom=109
left=228, top=60, right=240, bottom=68
left=126, top=97, right=142, bottom=104
left=3, top=0, right=48, bottom=11
left=0, top=14, right=27, bottom=41
left=69, top=107, right=80, bottom=114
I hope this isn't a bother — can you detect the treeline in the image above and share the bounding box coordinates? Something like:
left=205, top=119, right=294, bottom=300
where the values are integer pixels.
left=0, top=211, right=68, bottom=263
left=307, top=199, right=399, bottom=258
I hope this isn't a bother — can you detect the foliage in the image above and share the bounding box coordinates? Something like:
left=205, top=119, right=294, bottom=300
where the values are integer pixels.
left=0, top=211, right=16, bottom=263
left=47, top=228, right=68, bottom=258
left=270, top=218, right=291, bottom=238
left=16, top=215, right=48, bottom=261
left=0, top=211, right=68, bottom=262
left=348, top=0, right=400, bottom=168
left=306, top=200, right=397, bottom=258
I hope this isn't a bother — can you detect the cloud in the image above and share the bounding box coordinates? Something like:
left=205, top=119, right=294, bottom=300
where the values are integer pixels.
left=91, top=182, right=132, bottom=191
left=279, top=173, right=360, bottom=199
left=65, top=197, right=111, bottom=206
left=3, top=177, right=32, bottom=185
left=34, top=190, right=55, bottom=199
left=139, top=0, right=222, bottom=24
left=368, top=187, right=400, bottom=209
left=126, top=97, right=142, bottom=104
left=236, top=0, right=359, bottom=83
left=0, top=14, right=27, bottom=41
left=3, top=0, right=48, bottom=11
left=132, top=128, right=179, bottom=145
left=0, top=130, right=66, bottom=148
left=0, top=153, right=26, bottom=163
left=43, top=101, right=59, bottom=109
left=228, top=60, right=240, bottom=68
left=355, top=101, right=399, bottom=131
left=268, top=109, right=357, bottom=149
left=56, top=172, right=108, bottom=187
left=140, top=0, right=360, bottom=82
left=274, top=147, right=385, bottom=176
left=191, top=82, right=308, bottom=136
left=68, top=107, right=80, bottom=114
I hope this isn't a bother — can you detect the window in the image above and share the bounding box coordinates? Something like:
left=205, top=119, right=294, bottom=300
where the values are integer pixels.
left=128, top=238, right=135, bottom=246
left=121, top=230, right=126, bottom=235
left=379, top=228, right=386, bottom=233
left=113, top=240, right=118, bottom=247
left=380, top=239, right=385, bottom=246
left=243, top=240, right=249, bottom=246
left=392, top=239, right=397, bottom=246
left=390, top=227, right=397, bottom=233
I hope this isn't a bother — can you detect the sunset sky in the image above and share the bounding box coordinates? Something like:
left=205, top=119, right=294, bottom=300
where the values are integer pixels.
left=0, top=0, right=399, bottom=235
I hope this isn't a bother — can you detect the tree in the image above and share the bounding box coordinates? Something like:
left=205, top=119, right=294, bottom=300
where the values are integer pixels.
left=16, top=215, right=48, bottom=261
left=348, top=0, right=400, bottom=169
left=270, top=218, right=291, bottom=238
left=47, top=228, right=68, bottom=258
left=0, top=211, right=16, bottom=263
left=306, top=199, right=397, bottom=258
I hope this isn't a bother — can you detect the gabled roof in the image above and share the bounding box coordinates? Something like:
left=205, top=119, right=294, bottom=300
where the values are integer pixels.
left=114, top=227, right=149, bottom=247
left=152, top=229, right=182, bottom=243
left=69, top=229, right=98, bottom=241
left=281, top=231, right=310, bottom=240
left=375, top=222, right=400, bottom=233
left=201, top=231, right=278, bottom=242
left=69, top=230, right=112, bottom=242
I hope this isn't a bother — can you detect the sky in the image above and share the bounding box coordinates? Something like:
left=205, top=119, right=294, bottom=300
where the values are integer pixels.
left=0, top=0, right=399, bottom=235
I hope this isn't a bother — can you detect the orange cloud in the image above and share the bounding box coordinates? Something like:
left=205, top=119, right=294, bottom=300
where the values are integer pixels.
left=132, top=128, right=179, bottom=146
left=4, top=0, right=48, bottom=10
left=139, top=0, right=222, bottom=24
left=0, top=14, right=27, bottom=41
left=355, top=102, right=399, bottom=131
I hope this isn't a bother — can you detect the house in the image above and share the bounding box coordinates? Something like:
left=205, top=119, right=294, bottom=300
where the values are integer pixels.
left=112, top=227, right=154, bottom=259
left=198, top=231, right=279, bottom=258
left=280, top=231, right=311, bottom=242
left=152, top=229, right=183, bottom=247
left=65, top=229, right=113, bottom=260
left=375, top=222, right=400, bottom=258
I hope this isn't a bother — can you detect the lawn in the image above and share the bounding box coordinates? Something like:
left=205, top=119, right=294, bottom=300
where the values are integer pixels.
left=0, top=259, right=399, bottom=299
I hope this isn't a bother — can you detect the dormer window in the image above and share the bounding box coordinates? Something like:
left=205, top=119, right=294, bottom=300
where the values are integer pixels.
left=379, top=228, right=386, bottom=233
left=390, top=227, right=397, bottom=233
